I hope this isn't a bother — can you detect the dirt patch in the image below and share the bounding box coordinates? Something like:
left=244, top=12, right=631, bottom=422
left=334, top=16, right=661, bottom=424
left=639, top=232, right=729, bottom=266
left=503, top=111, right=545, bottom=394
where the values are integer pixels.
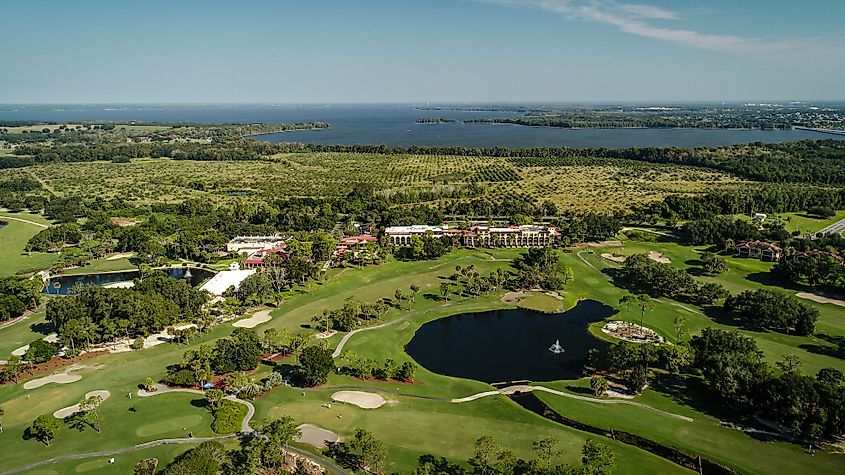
left=502, top=291, right=531, bottom=304
left=233, top=310, right=272, bottom=328
left=796, top=292, right=845, bottom=308
left=331, top=390, right=386, bottom=409
left=600, top=253, right=627, bottom=264
left=53, top=390, right=111, bottom=418
left=648, top=251, right=671, bottom=264
left=109, top=217, right=138, bottom=227
left=296, top=423, right=340, bottom=448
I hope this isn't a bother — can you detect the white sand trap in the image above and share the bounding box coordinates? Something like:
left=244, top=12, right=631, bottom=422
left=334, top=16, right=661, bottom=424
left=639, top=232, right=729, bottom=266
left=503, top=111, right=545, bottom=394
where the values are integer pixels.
left=106, top=252, right=135, bottom=260
left=315, top=330, right=338, bottom=339
left=648, top=251, right=672, bottom=264
left=53, top=390, right=111, bottom=418
left=12, top=333, right=59, bottom=356
left=233, top=310, right=271, bottom=328
left=24, top=373, right=82, bottom=390
left=331, top=391, right=386, bottom=409
left=796, top=292, right=845, bottom=308
left=600, top=253, right=627, bottom=263
left=296, top=423, right=340, bottom=448
left=104, top=281, right=134, bottom=289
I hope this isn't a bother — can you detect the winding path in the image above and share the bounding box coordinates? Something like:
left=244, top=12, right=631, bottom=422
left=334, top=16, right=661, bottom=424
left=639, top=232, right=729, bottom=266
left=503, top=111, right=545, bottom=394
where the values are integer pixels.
left=332, top=304, right=451, bottom=358
left=451, top=385, right=693, bottom=422
left=0, top=435, right=349, bottom=475
left=138, top=384, right=255, bottom=434
left=2, top=384, right=350, bottom=475
left=0, top=215, right=48, bottom=228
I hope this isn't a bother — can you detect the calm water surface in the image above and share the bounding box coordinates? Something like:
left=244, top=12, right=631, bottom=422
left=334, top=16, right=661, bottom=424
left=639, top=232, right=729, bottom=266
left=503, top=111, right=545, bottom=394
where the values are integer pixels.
left=405, top=300, right=614, bottom=383
left=45, top=267, right=215, bottom=295
left=0, top=104, right=837, bottom=148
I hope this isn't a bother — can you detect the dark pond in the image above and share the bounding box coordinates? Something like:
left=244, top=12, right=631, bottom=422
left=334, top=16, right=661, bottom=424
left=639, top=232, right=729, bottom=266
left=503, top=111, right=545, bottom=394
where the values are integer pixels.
left=405, top=300, right=614, bottom=383
left=44, top=267, right=215, bottom=295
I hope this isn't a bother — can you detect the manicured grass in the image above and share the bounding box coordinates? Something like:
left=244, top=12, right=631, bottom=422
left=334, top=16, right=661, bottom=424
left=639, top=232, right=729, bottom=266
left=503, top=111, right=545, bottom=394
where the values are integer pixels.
left=517, top=293, right=567, bottom=313
left=780, top=211, right=845, bottom=234
left=0, top=213, right=57, bottom=276
left=62, top=258, right=135, bottom=275
left=534, top=381, right=843, bottom=475
left=0, top=306, right=52, bottom=358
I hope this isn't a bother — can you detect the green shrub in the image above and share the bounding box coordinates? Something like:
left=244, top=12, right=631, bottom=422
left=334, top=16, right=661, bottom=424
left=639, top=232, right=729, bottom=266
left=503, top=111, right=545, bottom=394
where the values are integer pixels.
left=210, top=400, right=247, bottom=434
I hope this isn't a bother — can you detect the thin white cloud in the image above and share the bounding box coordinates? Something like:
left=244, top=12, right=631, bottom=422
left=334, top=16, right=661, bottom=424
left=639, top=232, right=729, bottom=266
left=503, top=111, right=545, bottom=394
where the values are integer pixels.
left=479, top=0, right=843, bottom=59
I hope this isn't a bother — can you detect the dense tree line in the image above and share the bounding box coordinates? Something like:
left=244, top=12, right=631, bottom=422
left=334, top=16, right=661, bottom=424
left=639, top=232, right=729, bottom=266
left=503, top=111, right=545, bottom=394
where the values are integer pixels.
left=615, top=254, right=727, bottom=305
left=724, top=289, right=818, bottom=335
left=0, top=276, right=41, bottom=321
left=512, top=247, right=573, bottom=290
left=775, top=253, right=845, bottom=291
left=47, top=275, right=208, bottom=348
left=692, top=329, right=845, bottom=439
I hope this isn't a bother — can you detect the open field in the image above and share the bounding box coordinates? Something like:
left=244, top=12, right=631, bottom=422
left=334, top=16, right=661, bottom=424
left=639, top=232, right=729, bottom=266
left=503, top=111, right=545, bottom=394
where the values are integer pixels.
left=0, top=212, right=58, bottom=276
left=20, top=154, right=750, bottom=212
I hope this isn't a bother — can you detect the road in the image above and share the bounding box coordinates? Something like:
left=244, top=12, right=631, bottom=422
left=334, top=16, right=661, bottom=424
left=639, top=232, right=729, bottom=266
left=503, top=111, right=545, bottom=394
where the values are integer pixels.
left=813, top=216, right=845, bottom=238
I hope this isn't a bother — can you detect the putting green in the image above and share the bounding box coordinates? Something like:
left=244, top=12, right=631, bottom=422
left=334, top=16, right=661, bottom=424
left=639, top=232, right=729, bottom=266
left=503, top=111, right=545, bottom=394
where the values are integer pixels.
left=136, top=414, right=204, bottom=437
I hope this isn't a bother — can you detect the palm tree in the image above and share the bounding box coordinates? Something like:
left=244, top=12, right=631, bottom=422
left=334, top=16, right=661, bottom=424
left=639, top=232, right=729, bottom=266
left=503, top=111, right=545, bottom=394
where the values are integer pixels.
left=409, top=284, right=420, bottom=309
left=619, top=294, right=654, bottom=331
left=80, top=395, right=103, bottom=432
left=205, top=388, right=225, bottom=409
left=440, top=282, right=450, bottom=301
left=590, top=375, right=609, bottom=397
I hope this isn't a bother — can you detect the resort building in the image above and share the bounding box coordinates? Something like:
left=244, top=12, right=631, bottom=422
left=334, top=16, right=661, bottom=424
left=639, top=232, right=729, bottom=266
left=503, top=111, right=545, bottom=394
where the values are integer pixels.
left=333, top=234, right=380, bottom=262
left=226, top=234, right=286, bottom=254
left=793, top=250, right=845, bottom=264
left=384, top=225, right=447, bottom=246
left=736, top=240, right=783, bottom=261
left=243, top=245, right=289, bottom=268
left=384, top=224, right=560, bottom=248
left=463, top=225, right=560, bottom=248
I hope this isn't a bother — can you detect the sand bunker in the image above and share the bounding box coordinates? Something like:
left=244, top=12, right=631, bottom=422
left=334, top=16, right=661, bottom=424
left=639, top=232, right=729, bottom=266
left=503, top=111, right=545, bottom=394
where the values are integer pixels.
left=314, top=330, right=338, bottom=339
left=233, top=310, right=272, bottom=328
left=12, top=333, right=59, bottom=357
left=106, top=252, right=135, bottom=260
left=53, top=390, right=111, bottom=418
left=796, top=292, right=845, bottom=308
left=331, top=391, right=386, bottom=409
left=600, top=253, right=627, bottom=264
left=648, top=251, right=671, bottom=264
left=296, top=423, right=340, bottom=448
left=24, top=373, right=82, bottom=390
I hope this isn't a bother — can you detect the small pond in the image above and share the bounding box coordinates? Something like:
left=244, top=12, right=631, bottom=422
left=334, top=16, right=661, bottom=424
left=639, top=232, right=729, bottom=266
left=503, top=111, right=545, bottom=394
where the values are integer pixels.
left=44, top=267, right=215, bottom=295
left=405, top=300, right=614, bottom=383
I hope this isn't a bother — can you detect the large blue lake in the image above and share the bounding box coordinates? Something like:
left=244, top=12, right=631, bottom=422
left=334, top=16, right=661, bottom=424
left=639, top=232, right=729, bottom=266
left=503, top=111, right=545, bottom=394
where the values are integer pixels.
left=0, top=104, right=838, bottom=148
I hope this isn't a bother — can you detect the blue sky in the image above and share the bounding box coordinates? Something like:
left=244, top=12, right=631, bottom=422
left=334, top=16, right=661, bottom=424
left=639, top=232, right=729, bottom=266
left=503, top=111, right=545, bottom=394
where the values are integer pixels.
left=1, top=0, right=843, bottom=102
